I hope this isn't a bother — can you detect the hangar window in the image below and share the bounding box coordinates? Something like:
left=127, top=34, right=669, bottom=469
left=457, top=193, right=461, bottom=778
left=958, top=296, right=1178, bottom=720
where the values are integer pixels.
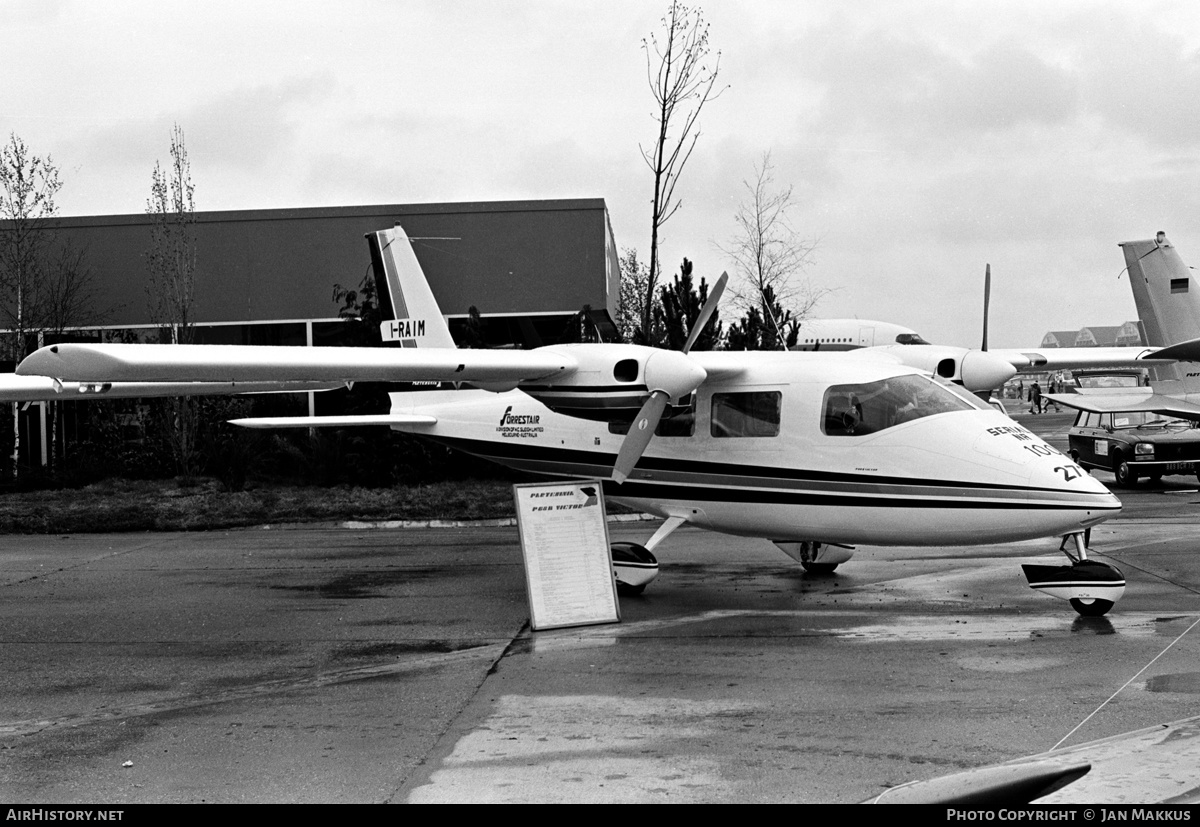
left=822, top=374, right=976, bottom=437
left=710, top=391, right=781, bottom=438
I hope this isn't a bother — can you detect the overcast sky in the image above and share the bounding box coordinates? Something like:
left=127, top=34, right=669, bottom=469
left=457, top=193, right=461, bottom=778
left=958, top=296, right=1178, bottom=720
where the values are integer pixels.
left=5, top=0, right=1200, bottom=347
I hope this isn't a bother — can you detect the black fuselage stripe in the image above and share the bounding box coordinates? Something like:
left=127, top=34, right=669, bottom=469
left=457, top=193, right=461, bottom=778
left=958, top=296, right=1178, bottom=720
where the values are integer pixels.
left=433, top=436, right=1057, bottom=492
left=432, top=436, right=1117, bottom=510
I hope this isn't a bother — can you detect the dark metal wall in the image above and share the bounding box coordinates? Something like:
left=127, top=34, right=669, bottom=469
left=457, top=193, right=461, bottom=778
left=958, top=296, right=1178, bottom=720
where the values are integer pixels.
left=36, top=199, right=620, bottom=328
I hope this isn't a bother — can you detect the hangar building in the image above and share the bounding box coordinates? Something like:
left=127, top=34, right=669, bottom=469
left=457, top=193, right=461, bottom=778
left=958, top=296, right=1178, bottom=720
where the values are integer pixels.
left=34, top=198, right=622, bottom=349
left=2, top=198, right=622, bottom=469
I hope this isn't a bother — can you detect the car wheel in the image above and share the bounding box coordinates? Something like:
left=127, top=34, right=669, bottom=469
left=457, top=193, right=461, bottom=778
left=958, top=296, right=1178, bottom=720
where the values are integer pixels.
left=1113, top=452, right=1138, bottom=488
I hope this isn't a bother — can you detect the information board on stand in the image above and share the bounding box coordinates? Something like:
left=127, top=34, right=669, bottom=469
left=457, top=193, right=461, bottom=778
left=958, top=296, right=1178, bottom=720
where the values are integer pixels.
left=513, top=479, right=619, bottom=631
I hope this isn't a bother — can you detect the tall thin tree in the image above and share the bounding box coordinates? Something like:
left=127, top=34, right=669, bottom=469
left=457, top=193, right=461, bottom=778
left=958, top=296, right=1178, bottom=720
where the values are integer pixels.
left=146, top=123, right=197, bottom=345
left=639, top=2, right=725, bottom=344
left=145, top=124, right=201, bottom=480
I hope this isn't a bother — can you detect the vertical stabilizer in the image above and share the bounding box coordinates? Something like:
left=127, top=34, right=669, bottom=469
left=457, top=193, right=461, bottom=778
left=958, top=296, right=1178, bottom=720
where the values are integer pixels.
left=1120, top=233, right=1200, bottom=347
left=365, top=225, right=457, bottom=349
left=1121, top=232, right=1200, bottom=387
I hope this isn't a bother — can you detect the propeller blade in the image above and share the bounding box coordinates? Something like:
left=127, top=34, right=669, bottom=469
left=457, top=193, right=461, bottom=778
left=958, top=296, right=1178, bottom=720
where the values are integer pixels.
left=982, top=263, right=991, bottom=352
left=682, top=271, right=728, bottom=354
left=612, top=391, right=669, bottom=483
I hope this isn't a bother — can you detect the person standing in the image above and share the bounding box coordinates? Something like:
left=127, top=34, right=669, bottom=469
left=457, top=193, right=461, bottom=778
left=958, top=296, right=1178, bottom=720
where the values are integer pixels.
left=1028, top=381, right=1042, bottom=414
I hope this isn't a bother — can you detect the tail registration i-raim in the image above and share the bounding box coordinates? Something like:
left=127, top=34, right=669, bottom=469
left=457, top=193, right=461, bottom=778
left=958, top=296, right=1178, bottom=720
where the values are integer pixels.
left=15, top=225, right=1123, bottom=614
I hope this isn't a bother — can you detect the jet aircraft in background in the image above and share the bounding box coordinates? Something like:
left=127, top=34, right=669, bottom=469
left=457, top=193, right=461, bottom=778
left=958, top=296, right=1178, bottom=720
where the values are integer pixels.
left=17, top=225, right=1129, bottom=615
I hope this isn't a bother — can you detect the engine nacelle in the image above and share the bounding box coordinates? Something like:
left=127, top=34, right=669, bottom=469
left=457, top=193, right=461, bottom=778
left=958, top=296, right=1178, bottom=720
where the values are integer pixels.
left=518, top=344, right=701, bottom=423
left=867, top=345, right=1016, bottom=393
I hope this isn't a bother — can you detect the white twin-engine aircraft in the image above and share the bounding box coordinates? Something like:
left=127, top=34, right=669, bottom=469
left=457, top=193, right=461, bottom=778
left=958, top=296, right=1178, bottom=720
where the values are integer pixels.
left=17, top=226, right=1127, bottom=615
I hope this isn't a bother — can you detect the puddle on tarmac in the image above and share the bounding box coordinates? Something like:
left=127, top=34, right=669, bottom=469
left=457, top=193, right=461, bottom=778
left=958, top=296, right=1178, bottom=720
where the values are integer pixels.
left=1143, top=672, right=1200, bottom=693
left=514, top=609, right=1192, bottom=649
left=955, top=654, right=1066, bottom=673
left=827, top=612, right=1171, bottom=642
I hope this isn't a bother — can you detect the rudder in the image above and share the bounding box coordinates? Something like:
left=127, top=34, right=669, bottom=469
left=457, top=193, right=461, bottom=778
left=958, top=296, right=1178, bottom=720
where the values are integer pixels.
left=365, top=225, right=457, bottom=349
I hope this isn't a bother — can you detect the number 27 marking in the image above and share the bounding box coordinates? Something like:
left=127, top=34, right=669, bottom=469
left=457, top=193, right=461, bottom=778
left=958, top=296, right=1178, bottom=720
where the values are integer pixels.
left=1054, top=464, right=1084, bottom=482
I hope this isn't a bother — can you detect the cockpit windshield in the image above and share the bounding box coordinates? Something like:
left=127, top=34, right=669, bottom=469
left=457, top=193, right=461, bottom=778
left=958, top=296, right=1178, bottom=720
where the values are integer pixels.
left=822, top=374, right=980, bottom=436
left=894, top=333, right=931, bottom=345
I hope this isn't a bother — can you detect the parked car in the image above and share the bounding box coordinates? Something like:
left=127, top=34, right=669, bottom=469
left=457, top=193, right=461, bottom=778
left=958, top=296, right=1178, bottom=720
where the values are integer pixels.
left=1068, top=410, right=1200, bottom=487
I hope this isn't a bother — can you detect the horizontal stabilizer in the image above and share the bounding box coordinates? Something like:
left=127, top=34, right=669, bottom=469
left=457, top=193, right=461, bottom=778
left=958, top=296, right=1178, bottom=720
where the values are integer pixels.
left=1044, top=391, right=1200, bottom=417
left=229, top=414, right=437, bottom=429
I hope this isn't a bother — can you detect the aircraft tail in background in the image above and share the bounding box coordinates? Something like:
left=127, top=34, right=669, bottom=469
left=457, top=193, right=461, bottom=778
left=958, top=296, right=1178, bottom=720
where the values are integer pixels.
left=1120, top=232, right=1200, bottom=389
left=365, top=225, right=457, bottom=349
left=1120, top=232, right=1200, bottom=348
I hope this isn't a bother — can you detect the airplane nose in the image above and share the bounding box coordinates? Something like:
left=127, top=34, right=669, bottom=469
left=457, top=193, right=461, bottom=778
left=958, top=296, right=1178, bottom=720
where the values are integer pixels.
left=959, top=351, right=1017, bottom=393
left=1030, top=459, right=1122, bottom=520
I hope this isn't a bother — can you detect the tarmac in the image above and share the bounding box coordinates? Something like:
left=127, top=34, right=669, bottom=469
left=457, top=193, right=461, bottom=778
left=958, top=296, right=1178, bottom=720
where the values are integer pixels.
left=3, top=411, right=1200, bottom=803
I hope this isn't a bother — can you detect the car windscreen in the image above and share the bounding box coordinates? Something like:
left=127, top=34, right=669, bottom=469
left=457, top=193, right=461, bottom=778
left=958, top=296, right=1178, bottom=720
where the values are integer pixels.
left=1111, top=412, right=1186, bottom=429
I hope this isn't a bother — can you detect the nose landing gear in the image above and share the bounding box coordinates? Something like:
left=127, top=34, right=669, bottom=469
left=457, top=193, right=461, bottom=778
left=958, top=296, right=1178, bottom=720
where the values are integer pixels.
left=1021, top=531, right=1125, bottom=617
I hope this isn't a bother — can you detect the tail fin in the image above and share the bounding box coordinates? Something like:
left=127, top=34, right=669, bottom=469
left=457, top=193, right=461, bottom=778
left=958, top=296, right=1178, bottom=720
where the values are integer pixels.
left=1120, top=232, right=1200, bottom=347
left=1121, top=232, right=1200, bottom=387
left=365, top=225, right=457, bottom=349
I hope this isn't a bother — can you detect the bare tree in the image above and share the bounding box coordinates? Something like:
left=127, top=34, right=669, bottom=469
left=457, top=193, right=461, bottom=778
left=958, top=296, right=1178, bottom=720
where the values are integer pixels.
left=639, top=1, right=725, bottom=343
left=0, top=134, right=63, bottom=478
left=0, top=134, right=62, bottom=360
left=145, top=124, right=201, bottom=480
left=41, top=243, right=105, bottom=474
left=146, top=123, right=197, bottom=345
left=718, top=152, right=822, bottom=348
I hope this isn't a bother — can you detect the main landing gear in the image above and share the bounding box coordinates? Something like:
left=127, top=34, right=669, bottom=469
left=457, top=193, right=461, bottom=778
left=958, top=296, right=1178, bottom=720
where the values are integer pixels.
left=1021, top=531, right=1125, bottom=617
left=610, top=542, right=658, bottom=595
left=609, top=515, right=689, bottom=596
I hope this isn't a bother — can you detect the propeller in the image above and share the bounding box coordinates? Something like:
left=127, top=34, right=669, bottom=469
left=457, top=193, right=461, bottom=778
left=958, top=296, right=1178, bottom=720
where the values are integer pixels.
left=981, top=263, right=991, bottom=352
left=612, top=272, right=728, bottom=483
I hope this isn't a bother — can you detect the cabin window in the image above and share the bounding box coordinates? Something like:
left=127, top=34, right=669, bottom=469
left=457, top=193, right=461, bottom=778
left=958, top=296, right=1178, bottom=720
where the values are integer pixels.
left=822, top=374, right=975, bottom=437
left=710, top=391, right=781, bottom=438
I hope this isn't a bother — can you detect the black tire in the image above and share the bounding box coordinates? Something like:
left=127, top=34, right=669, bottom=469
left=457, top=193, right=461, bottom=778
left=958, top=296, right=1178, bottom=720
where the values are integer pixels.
left=1070, top=598, right=1114, bottom=617
left=1113, top=453, right=1138, bottom=488
left=801, top=562, right=838, bottom=575
left=616, top=582, right=646, bottom=596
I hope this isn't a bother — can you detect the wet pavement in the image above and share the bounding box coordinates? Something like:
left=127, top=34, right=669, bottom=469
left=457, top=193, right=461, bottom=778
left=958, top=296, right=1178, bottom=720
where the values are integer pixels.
left=3, top=412, right=1200, bottom=803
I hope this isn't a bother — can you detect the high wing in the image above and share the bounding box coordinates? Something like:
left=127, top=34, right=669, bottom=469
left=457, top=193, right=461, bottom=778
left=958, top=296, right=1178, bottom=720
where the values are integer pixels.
left=0, top=373, right=342, bottom=403
left=990, top=345, right=1181, bottom=372
left=17, top=342, right=576, bottom=386
left=1043, top=389, right=1200, bottom=418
